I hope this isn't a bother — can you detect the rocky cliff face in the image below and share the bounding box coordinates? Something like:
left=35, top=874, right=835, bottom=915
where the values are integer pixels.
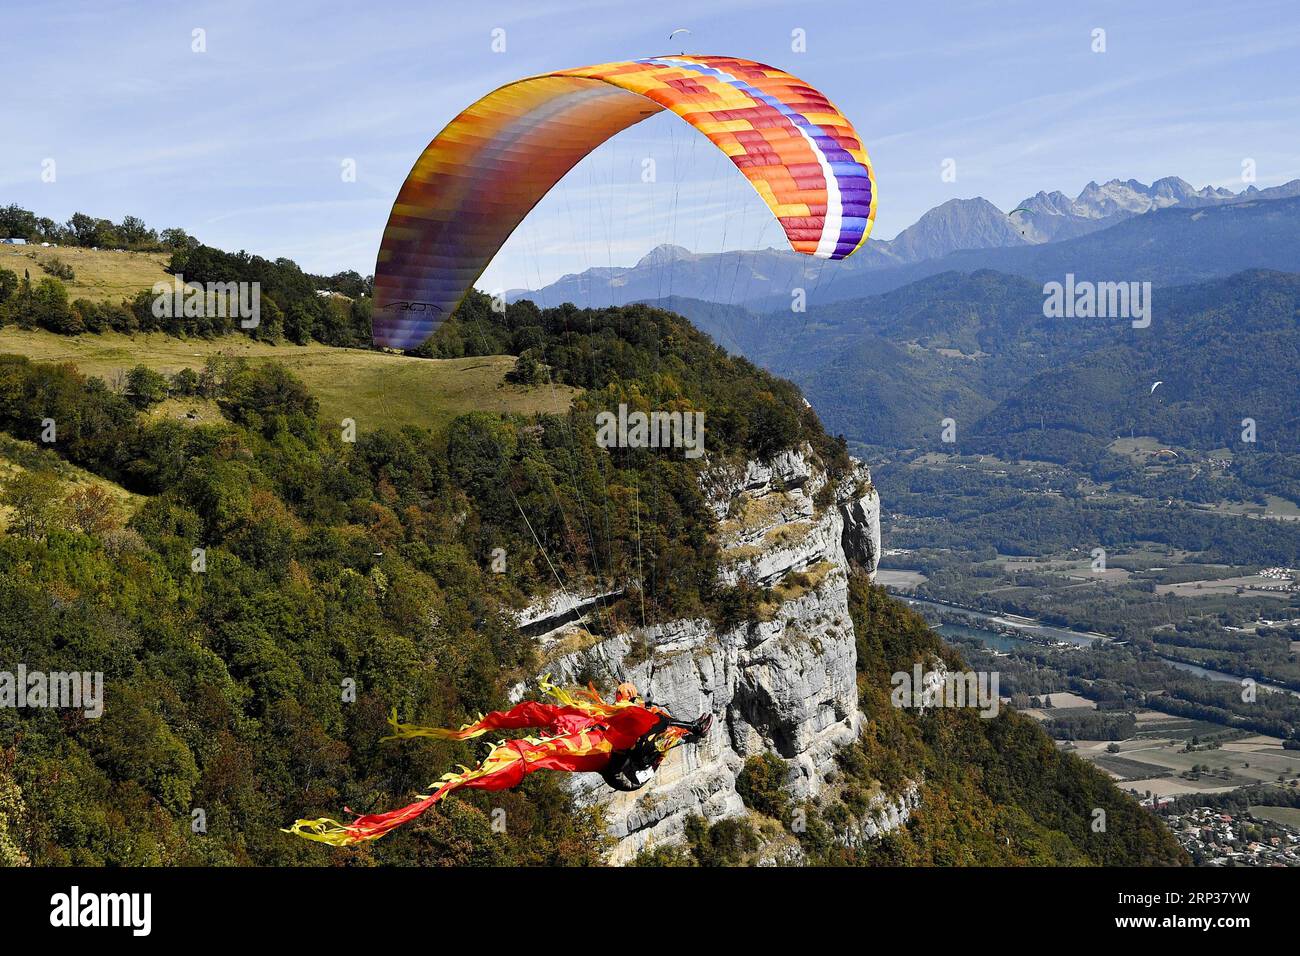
left=513, top=445, right=885, bottom=862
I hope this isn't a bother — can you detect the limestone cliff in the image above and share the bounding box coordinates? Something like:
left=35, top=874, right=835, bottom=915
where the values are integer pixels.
left=514, top=445, right=884, bottom=863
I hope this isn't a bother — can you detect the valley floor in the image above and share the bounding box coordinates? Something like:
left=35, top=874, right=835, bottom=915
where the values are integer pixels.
left=873, top=447, right=1300, bottom=864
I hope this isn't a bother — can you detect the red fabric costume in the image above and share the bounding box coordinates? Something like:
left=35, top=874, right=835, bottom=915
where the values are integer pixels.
left=286, top=678, right=691, bottom=845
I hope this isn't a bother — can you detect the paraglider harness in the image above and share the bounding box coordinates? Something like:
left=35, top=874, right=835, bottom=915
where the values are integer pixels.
left=599, top=709, right=712, bottom=792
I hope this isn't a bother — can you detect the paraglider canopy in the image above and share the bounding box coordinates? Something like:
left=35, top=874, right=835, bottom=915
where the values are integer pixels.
left=372, top=54, right=876, bottom=350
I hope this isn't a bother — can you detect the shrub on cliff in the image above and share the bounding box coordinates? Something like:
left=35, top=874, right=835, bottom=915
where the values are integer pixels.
left=737, top=752, right=792, bottom=821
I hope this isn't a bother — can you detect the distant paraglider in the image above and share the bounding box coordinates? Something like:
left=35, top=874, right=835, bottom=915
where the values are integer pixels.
left=372, top=55, right=877, bottom=350
left=1008, top=206, right=1032, bottom=236
left=1150, top=381, right=1164, bottom=394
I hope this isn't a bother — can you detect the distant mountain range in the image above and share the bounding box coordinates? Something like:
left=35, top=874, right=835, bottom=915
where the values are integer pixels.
left=509, top=175, right=1300, bottom=467
left=763, top=193, right=1300, bottom=306
left=671, top=267, right=1300, bottom=464
left=643, top=193, right=1300, bottom=353
left=509, top=176, right=1300, bottom=310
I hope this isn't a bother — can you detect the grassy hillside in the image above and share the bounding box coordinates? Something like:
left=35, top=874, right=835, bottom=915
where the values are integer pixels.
left=0, top=433, right=143, bottom=532
left=0, top=244, right=171, bottom=302
left=0, top=328, right=577, bottom=433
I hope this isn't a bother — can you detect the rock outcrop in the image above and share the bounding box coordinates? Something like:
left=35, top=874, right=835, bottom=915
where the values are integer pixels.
left=515, top=445, right=888, bottom=863
left=836, top=783, right=922, bottom=848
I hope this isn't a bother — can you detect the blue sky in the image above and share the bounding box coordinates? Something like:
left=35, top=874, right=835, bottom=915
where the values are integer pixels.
left=4, top=0, right=1299, bottom=290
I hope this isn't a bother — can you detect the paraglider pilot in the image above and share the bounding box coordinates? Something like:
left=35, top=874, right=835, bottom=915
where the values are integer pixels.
left=286, top=678, right=711, bottom=845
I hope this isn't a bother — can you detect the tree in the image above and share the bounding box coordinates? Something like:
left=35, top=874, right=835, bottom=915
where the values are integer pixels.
left=0, top=748, right=29, bottom=867
left=170, top=368, right=200, bottom=396
left=126, top=364, right=169, bottom=408
left=118, top=215, right=154, bottom=247
left=747, top=390, right=800, bottom=461
left=29, top=277, right=80, bottom=333
left=66, top=212, right=101, bottom=246
left=41, top=257, right=75, bottom=281
left=159, top=227, right=197, bottom=251
left=1, top=470, right=62, bottom=539
left=219, top=361, right=319, bottom=431
left=736, top=752, right=792, bottom=821
left=284, top=301, right=316, bottom=345
left=507, top=352, right=547, bottom=385
left=62, top=484, right=121, bottom=535
left=0, top=204, right=42, bottom=240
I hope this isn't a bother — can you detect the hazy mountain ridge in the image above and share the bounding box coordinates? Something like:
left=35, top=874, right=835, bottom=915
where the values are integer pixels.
left=511, top=176, right=1300, bottom=309
left=889, top=197, right=1030, bottom=261
left=785, top=195, right=1300, bottom=303
left=969, top=269, right=1300, bottom=460
left=646, top=265, right=1300, bottom=467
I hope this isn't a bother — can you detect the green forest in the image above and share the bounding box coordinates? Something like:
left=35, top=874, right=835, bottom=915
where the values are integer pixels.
left=0, top=278, right=1183, bottom=865
left=0, top=295, right=838, bottom=865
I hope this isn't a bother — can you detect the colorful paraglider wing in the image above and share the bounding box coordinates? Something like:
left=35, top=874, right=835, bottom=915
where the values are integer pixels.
left=373, top=55, right=876, bottom=350
left=563, top=57, right=875, bottom=260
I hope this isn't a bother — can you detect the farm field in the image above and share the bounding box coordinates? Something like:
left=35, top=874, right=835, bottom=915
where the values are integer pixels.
left=872, top=567, right=928, bottom=590
left=1067, top=711, right=1300, bottom=798
left=1248, top=805, right=1300, bottom=828
left=1155, top=572, right=1297, bottom=598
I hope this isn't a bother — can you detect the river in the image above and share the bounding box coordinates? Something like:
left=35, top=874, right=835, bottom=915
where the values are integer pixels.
left=899, top=596, right=1103, bottom=648
left=1159, top=657, right=1300, bottom=698
left=898, top=593, right=1300, bottom=697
